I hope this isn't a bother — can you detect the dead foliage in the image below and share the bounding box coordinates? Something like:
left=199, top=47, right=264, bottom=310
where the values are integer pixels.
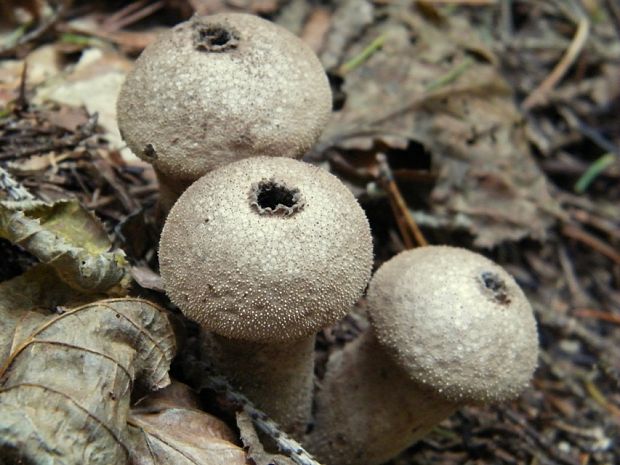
left=0, top=1, right=618, bottom=464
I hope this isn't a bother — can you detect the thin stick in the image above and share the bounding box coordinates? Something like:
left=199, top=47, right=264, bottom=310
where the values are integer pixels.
left=561, top=223, right=620, bottom=265
left=191, top=361, right=324, bottom=465
left=573, top=309, right=620, bottom=325
left=376, top=155, right=415, bottom=248
left=0, top=166, right=35, bottom=201
left=0, top=2, right=66, bottom=57
left=338, top=34, right=386, bottom=75
left=574, top=153, right=616, bottom=193
left=387, top=191, right=415, bottom=249
left=376, top=154, right=428, bottom=248
left=102, top=0, right=149, bottom=30
left=16, top=62, right=28, bottom=110
left=108, top=0, right=165, bottom=32
left=583, top=377, right=620, bottom=419
left=522, top=16, right=590, bottom=110
left=425, top=57, right=473, bottom=92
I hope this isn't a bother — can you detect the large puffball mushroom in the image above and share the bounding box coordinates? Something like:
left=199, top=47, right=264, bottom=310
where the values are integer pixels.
left=117, top=13, right=332, bottom=210
left=159, top=156, right=373, bottom=436
left=306, top=246, right=539, bottom=465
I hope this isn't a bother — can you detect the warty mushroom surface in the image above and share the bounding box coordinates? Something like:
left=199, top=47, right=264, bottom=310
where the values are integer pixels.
left=117, top=13, right=332, bottom=210
left=158, top=156, right=373, bottom=436
left=305, top=245, right=539, bottom=465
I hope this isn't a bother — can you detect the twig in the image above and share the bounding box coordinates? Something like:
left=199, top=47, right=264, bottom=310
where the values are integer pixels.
left=338, top=34, right=386, bottom=75
left=522, top=16, right=590, bottom=110
left=0, top=112, right=99, bottom=161
left=102, top=0, right=150, bottom=30
left=574, top=153, right=616, bottom=193
left=504, top=410, right=580, bottom=465
left=582, top=377, right=620, bottom=419
left=376, top=156, right=415, bottom=249
left=103, top=0, right=165, bottom=32
left=561, top=223, right=620, bottom=265
left=565, top=110, right=620, bottom=157
left=376, top=153, right=428, bottom=248
left=425, top=57, right=474, bottom=91
left=0, top=1, right=66, bottom=57
left=191, top=362, right=324, bottom=465
left=573, top=309, right=620, bottom=325
left=16, top=62, right=28, bottom=111
left=557, top=244, right=589, bottom=307
left=0, top=166, right=35, bottom=201
left=535, top=301, right=620, bottom=363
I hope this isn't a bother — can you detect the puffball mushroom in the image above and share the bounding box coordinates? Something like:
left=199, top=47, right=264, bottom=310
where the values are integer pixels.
left=159, top=156, right=373, bottom=436
left=305, top=246, right=539, bottom=465
left=117, top=13, right=332, bottom=210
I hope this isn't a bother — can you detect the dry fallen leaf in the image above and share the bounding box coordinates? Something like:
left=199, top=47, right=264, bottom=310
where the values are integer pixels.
left=0, top=199, right=130, bottom=292
left=128, top=382, right=246, bottom=465
left=34, top=47, right=133, bottom=157
left=0, top=298, right=176, bottom=465
left=0, top=264, right=99, bottom=364
left=320, top=5, right=564, bottom=247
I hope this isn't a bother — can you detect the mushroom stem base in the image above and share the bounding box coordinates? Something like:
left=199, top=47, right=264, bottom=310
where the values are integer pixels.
left=305, top=330, right=459, bottom=465
left=201, top=333, right=315, bottom=439
left=156, top=171, right=193, bottom=216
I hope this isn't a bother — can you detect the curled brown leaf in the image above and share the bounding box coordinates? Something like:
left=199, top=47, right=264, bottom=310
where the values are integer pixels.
left=0, top=298, right=176, bottom=465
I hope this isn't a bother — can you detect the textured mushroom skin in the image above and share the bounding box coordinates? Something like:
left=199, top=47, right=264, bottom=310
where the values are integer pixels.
left=306, top=330, right=458, bottom=465
left=368, top=246, right=539, bottom=403
left=117, top=13, right=332, bottom=184
left=159, top=157, right=373, bottom=343
left=203, top=334, right=315, bottom=437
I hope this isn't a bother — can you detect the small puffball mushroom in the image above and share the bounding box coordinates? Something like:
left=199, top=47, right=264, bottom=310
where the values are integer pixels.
left=306, top=246, right=539, bottom=465
left=159, top=156, right=373, bottom=436
left=117, top=13, right=332, bottom=210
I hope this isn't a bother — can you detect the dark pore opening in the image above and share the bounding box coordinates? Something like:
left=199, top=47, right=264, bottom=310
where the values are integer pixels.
left=480, top=271, right=511, bottom=305
left=193, top=23, right=239, bottom=52
left=249, top=179, right=305, bottom=216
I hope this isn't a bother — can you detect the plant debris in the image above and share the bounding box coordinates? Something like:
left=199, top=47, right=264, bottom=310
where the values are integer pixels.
left=128, top=381, right=247, bottom=465
left=0, top=1, right=619, bottom=464
left=0, top=198, right=130, bottom=292
left=0, top=298, right=176, bottom=465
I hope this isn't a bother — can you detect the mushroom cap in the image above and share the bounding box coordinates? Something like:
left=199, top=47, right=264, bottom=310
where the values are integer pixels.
left=159, top=157, right=373, bottom=343
left=367, top=246, right=538, bottom=403
left=117, top=13, right=332, bottom=184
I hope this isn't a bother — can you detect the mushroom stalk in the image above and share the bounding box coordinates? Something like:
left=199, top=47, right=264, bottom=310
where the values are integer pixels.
left=203, top=334, right=315, bottom=437
left=306, top=246, right=538, bottom=465
left=305, top=330, right=458, bottom=465
left=156, top=171, right=192, bottom=214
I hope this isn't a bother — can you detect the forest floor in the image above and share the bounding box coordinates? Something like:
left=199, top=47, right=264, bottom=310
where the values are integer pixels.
left=0, top=1, right=619, bottom=465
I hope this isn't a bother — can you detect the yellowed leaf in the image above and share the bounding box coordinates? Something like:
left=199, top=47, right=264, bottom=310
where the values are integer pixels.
left=0, top=199, right=130, bottom=292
